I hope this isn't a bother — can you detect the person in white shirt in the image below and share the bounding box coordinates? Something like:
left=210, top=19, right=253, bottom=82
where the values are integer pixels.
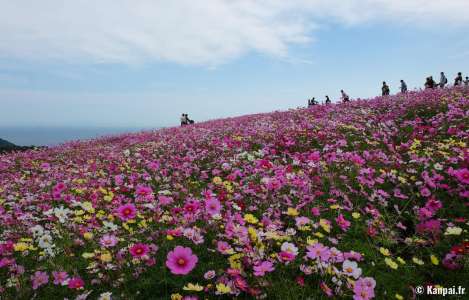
left=180, top=113, right=187, bottom=126
left=439, top=72, right=448, bottom=88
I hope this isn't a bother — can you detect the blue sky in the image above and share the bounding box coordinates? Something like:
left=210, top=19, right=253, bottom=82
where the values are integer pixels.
left=1, top=0, right=469, bottom=128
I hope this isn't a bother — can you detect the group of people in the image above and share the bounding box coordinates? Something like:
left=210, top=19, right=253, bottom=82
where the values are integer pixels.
left=308, top=71, right=467, bottom=107
left=180, top=113, right=194, bottom=126
left=397, top=72, right=468, bottom=95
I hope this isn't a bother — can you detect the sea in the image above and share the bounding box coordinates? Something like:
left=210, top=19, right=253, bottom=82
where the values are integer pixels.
left=0, top=127, right=155, bottom=146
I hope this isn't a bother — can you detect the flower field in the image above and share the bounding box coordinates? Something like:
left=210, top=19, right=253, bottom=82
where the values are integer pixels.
left=0, top=87, right=468, bottom=300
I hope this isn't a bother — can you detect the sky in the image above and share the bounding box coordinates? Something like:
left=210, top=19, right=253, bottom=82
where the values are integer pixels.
left=1, top=0, right=469, bottom=128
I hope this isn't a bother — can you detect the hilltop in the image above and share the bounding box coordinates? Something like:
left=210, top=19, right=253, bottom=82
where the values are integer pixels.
left=0, top=88, right=468, bottom=299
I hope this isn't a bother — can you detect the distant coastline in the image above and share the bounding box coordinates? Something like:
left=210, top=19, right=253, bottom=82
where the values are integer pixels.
left=0, top=126, right=154, bottom=146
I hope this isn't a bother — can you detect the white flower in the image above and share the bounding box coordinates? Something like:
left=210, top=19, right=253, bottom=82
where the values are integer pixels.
left=281, top=242, right=298, bottom=255
left=342, top=260, right=362, bottom=279
left=103, top=221, right=118, bottom=232
left=98, top=292, right=112, bottom=300
left=38, top=234, right=54, bottom=249
left=54, top=206, right=71, bottom=223
left=30, top=225, right=44, bottom=238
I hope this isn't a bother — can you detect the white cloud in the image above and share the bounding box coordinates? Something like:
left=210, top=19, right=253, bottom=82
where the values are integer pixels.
left=0, top=0, right=468, bottom=66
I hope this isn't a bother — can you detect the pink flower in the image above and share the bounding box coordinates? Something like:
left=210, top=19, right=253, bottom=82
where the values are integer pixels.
left=453, top=168, right=469, bottom=184
left=205, top=198, right=221, bottom=216
left=253, top=261, right=275, bottom=276
left=217, top=241, right=233, bottom=255
left=129, top=243, right=150, bottom=258
left=278, top=251, right=296, bottom=262
left=117, top=203, right=137, bottom=221
left=353, top=277, right=376, bottom=300
left=336, top=214, right=351, bottom=231
left=31, top=271, right=49, bottom=290
left=68, top=277, right=85, bottom=289
left=166, top=246, right=198, bottom=275
left=420, top=187, right=431, bottom=197
left=306, top=243, right=331, bottom=262
left=204, top=270, right=216, bottom=280
left=99, top=234, right=118, bottom=248
left=52, top=271, right=69, bottom=285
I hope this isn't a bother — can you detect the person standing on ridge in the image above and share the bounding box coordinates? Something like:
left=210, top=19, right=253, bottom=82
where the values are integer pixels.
left=464, top=77, right=469, bottom=87
left=180, top=113, right=187, bottom=126
left=439, top=72, right=448, bottom=88
left=382, top=82, right=390, bottom=96
left=454, top=72, right=463, bottom=86
left=341, top=90, right=350, bottom=102
left=325, top=95, right=331, bottom=104
left=425, top=76, right=436, bottom=89
left=400, top=80, right=407, bottom=93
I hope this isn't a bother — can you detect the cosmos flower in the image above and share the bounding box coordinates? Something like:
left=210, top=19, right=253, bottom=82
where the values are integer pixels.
left=116, top=203, right=137, bottom=221
left=166, top=246, right=198, bottom=275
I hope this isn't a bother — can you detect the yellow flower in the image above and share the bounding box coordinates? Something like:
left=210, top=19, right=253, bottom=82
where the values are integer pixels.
left=314, top=232, right=324, bottom=238
left=397, top=257, right=406, bottom=265
left=430, top=255, right=439, bottom=265
left=14, top=242, right=29, bottom=252
left=82, top=202, right=95, bottom=213
left=212, top=177, right=223, bottom=185
left=412, top=257, right=424, bottom=265
left=166, top=235, right=174, bottom=240
left=379, top=247, right=390, bottom=256
left=319, top=219, right=331, bottom=233
left=171, top=293, right=183, bottom=300
left=307, top=237, right=318, bottom=245
left=244, top=214, right=258, bottom=224
left=82, top=252, right=95, bottom=259
left=329, top=204, right=340, bottom=210
left=352, top=212, right=361, bottom=219
left=395, top=293, right=404, bottom=300
left=444, top=227, right=462, bottom=236
left=287, top=207, right=299, bottom=216
left=100, top=252, right=112, bottom=263
left=83, top=232, right=93, bottom=240
left=216, top=283, right=231, bottom=294
left=183, top=283, right=204, bottom=292
left=385, top=258, right=398, bottom=270
left=248, top=227, right=258, bottom=241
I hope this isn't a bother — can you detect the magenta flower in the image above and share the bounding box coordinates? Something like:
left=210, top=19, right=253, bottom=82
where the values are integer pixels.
left=129, top=243, right=150, bottom=258
left=31, top=271, right=49, bottom=290
left=166, top=246, right=198, bottom=275
left=116, top=203, right=137, bottom=221
left=68, top=277, right=84, bottom=289
left=306, top=243, right=331, bottom=262
left=453, top=168, right=469, bottom=184
left=253, top=261, right=275, bottom=276
left=336, top=214, right=351, bottom=231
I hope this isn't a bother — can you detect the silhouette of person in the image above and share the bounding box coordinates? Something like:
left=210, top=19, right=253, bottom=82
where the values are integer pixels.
left=464, top=77, right=469, bottom=87
left=341, top=90, right=350, bottom=102
left=455, top=72, right=463, bottom=86
left=325, top=96, right=331, bottom=104
left=382, top=82, right=390, bottom=96
left=439, top=72, right=448, bottom=88
left=400, top=80, right=407, bottom=93
left=180, top=113, right=187, bottom=126
left=425, top=76, right=435, bottom=89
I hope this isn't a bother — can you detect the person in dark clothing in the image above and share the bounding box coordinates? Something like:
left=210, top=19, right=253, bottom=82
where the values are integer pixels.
left=400, top=80, right=407, bottom=93
left=455, top=72, right=463, bottom=86
left=425, top=76, right=436, bottom=89
left=341, top=90, right=350, bottom=102
left=464, top=77, right=469, bottom=87
left=325, top=96, right=331, bottom=104
left=382, top=82, right=390, bottom=96
left=308, top=97, right=317, bottom=107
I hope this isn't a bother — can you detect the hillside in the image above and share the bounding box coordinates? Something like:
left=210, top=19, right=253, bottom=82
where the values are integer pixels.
left=0, top=88, right=468, bottom=299
left=0, top=138, right=15, bottom=147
